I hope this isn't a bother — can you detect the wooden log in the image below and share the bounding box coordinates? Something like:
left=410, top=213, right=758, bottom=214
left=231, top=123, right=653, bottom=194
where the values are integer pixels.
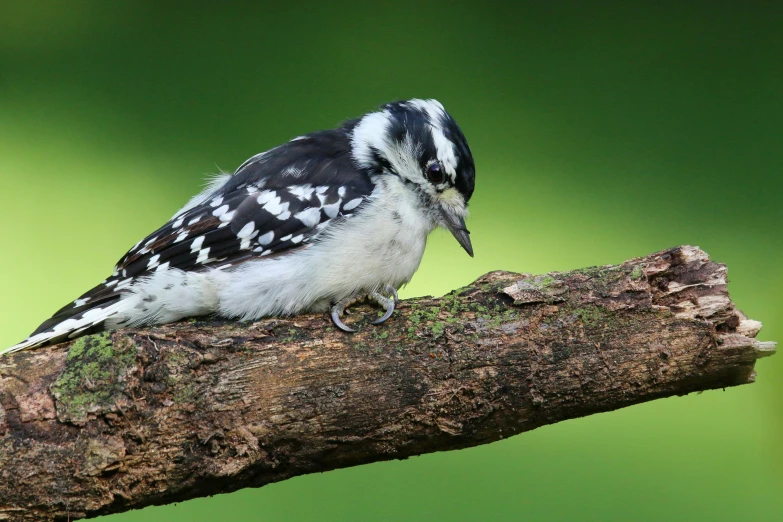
left=0, top=245, right=774, bottom=520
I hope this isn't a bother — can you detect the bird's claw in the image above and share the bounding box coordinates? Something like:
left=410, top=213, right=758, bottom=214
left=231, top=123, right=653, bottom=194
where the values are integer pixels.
left=330, top=285, right=399, bottom=332
left=370, top=285, right=398, bottom=325
left=330, top=298, right=358, bottom=333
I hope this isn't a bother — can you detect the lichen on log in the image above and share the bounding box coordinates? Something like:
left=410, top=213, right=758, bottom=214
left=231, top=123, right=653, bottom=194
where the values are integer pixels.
left=0, top=245, right=775, bottom=521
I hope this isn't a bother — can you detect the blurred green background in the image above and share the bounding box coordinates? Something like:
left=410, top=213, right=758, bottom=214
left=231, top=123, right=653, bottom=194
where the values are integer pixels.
left=1, top=1, right=781, bottom=520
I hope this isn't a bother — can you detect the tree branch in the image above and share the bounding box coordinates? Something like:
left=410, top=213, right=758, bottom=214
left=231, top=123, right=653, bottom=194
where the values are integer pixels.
left=0, top=246, right=775, bottom=520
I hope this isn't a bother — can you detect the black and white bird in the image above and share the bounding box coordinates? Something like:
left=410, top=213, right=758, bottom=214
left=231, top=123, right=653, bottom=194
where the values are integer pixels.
left=3, top=99, right=475, bottom=354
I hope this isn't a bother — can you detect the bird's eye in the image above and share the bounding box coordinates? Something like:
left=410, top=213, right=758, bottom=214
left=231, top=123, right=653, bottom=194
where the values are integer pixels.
left=426, top=162, right=445, bottom=184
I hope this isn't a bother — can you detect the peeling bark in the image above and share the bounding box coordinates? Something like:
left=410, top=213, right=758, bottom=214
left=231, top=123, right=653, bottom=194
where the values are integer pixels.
left=0, top=245, right=775, bottom=521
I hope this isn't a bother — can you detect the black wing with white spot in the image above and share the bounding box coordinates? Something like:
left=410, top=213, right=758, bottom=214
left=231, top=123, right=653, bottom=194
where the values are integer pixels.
left=30, top=129, right=374, bottom=336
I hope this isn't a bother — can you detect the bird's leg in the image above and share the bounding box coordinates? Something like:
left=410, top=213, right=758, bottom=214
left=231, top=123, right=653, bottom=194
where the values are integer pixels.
left=330, top=285, right=399, bottom=332
left=369, top=284, right=398, bottom=325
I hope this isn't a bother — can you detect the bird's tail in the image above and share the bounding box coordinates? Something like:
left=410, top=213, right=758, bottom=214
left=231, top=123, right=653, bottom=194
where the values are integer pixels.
left=1, top=295, right=123, bottom=356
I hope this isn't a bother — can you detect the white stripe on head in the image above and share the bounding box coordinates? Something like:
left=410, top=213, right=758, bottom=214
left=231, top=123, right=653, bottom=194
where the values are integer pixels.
left=350, top=110, right=392, bottom=169
left=430, top=126, right=458, bottom=179
left=407, top=99, right=458, bottom=178
left=385, top=131, right=423, bottom=183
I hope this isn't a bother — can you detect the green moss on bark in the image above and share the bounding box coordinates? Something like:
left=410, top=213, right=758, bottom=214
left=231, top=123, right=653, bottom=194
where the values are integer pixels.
left=50, top=333, right=139, bottom=423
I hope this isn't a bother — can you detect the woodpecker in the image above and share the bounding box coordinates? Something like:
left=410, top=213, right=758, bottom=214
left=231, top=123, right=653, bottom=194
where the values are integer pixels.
left=4, top=99, right=475, bottom=354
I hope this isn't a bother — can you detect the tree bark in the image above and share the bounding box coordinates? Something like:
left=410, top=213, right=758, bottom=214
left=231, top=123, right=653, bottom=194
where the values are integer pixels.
left=0, top=245, right=775, bottom=520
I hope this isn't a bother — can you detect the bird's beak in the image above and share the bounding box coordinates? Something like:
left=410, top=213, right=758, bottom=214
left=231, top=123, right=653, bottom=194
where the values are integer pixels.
left=439, top=207, right=474, bottom=257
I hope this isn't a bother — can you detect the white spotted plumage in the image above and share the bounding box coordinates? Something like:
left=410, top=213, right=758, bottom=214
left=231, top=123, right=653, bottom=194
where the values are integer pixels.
left=4, top=99, right=475, bottom=354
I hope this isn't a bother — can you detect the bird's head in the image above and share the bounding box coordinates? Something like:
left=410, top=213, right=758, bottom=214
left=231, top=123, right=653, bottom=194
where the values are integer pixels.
left=349, top=99, right=475, bottom=256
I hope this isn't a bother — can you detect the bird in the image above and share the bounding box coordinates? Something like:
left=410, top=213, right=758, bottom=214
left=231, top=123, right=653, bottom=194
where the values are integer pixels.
left=3, top=99, right=475, bottom=354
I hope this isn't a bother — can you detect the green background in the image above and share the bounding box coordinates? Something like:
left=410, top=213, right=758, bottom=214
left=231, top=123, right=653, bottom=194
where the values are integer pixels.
left=1, top=1, right=780, bottom=520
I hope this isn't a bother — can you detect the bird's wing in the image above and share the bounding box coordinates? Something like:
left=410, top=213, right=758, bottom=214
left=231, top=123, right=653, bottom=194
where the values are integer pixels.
left=32, top=131, right=374, bottom=334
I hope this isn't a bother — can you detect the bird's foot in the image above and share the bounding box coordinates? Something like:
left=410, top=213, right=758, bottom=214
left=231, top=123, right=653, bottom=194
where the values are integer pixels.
left=330, top=285, right=399, bottom=333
